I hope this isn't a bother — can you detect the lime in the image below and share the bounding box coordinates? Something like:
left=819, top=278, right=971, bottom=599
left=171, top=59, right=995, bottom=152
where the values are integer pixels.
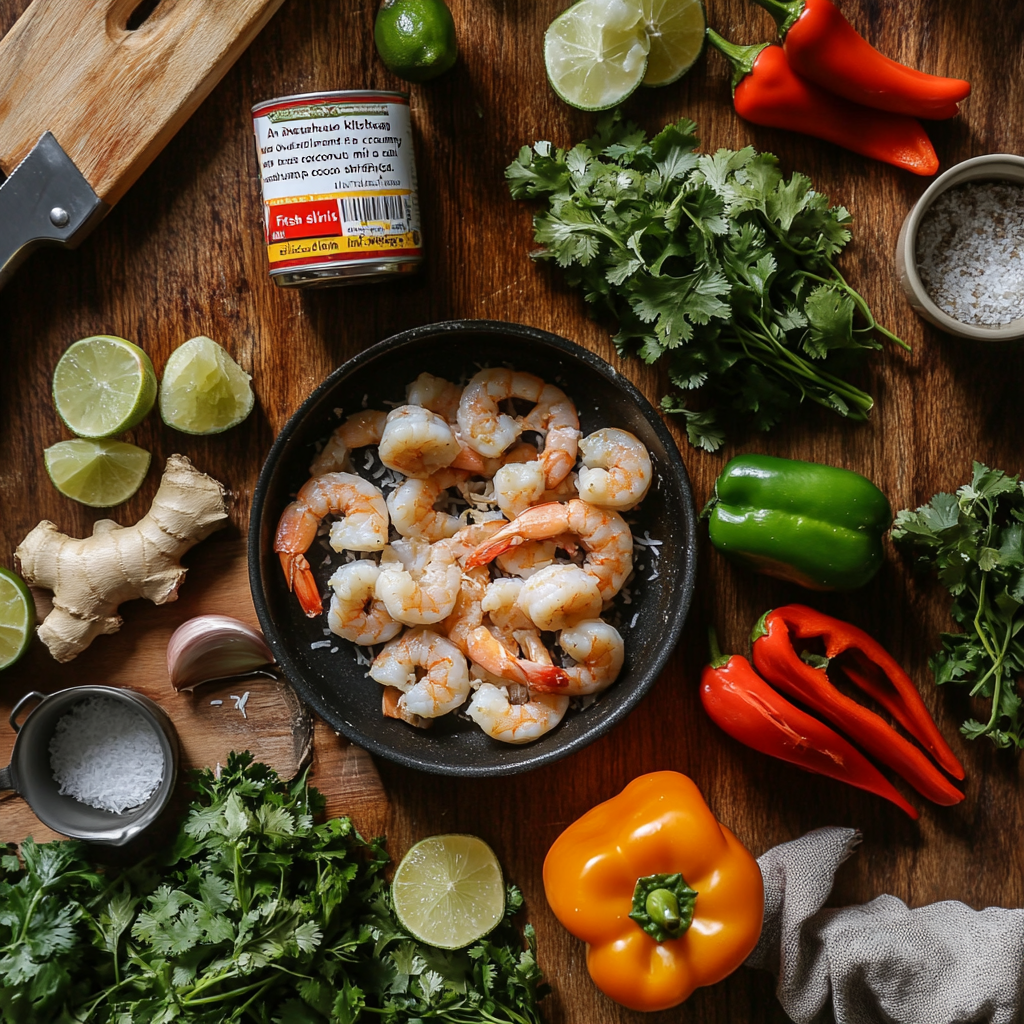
left=641, top=0, right=706, bottom=86
left=392, top=834, right=505, bottom=949
left=44, top=439, right=152, bottom=507
left=0, top=567, right=34, bottom=670
left=52, top=335, right=158, bottom=438
left=544, top=0, right=650, bottom=111
left=159, top=336, right=254, bottom=435
left=375, top=0, right=458, bottom=83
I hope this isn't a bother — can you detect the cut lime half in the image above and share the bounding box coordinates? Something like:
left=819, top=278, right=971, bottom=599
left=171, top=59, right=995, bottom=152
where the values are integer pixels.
left=641, top=0, right=706, bottom=86
left=392, top=834, right=505, bottom=949
left=52, top=335, right=158, bottom=438
left=44, top=439, right=151, bottom=507
left=0, top=568, right=34, bottom=670
left=159, top=336, right=254, bottom=435
left=545, top=0, right=650, bottom=111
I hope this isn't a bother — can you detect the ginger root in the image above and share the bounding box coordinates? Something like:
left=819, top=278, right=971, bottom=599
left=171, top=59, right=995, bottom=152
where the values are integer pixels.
left=15, top=454, right=229, bottom=663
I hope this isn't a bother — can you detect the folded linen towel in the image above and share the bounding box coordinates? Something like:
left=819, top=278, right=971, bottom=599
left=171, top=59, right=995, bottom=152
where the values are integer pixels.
left=745, top=827, right=1024, bottom=1024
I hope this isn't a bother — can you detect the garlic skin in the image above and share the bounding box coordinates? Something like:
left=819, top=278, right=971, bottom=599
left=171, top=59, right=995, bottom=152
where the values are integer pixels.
left=167, top=615, right=274, bottom=691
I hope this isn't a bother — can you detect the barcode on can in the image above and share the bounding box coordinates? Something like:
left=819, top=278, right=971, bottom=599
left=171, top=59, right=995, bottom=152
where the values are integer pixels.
left=340, top=194, right=409, bottom=234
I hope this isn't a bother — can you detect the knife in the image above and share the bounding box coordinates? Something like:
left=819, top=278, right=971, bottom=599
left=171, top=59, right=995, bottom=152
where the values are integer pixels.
left=0, top=0, right=286, bottom=289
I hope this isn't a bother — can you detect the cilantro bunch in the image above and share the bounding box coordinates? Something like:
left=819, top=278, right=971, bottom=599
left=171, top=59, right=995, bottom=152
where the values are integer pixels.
left=893, top=464, right=1024, bottom=750
left=0, top=752, right=547, bottom=1024
left=506, top=112, right=906, bottom=451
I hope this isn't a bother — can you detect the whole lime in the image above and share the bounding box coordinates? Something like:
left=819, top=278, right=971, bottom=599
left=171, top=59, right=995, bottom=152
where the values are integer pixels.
left=374, top=0, right=458, bottom=83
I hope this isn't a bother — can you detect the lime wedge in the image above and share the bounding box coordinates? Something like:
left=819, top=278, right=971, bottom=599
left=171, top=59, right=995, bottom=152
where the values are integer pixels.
left=0, top=567, right=34, bottom=670
left=544, top=0, right=650, bottom=111
left=44, top=439, right=151, bottom=507
left=641, top=0, right=706, bottom=86
left=52, top=335, right=158, bottom=438
left=159, top=336, right=254, bottom=435
left=392, top=834, right=505, bottom=949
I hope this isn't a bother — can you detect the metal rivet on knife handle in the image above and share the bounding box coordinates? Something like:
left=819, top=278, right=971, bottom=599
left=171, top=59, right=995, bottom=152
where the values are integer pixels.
left=49, top=207, right=70, bottom=227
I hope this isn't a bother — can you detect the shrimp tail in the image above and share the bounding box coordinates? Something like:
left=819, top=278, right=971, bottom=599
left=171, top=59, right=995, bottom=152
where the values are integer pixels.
left=523, top=663, right=570, bottom=689
left=450, top=446, right=488, bottom=472
left=465, top=534, right=521, bottom=568
left=281, top=552, right=323, bottom=617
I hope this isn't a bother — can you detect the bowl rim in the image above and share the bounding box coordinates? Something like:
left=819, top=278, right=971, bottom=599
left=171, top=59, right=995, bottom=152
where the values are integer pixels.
left=896, top=153, right=1024, bottom=341
left=248, top=318, right=698, bottom=776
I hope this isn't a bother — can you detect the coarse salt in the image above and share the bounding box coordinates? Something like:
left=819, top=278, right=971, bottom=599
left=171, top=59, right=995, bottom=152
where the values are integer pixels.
left=916, top=180, right=1024, bottom=326
left=49, top=696, right=164, bottom=814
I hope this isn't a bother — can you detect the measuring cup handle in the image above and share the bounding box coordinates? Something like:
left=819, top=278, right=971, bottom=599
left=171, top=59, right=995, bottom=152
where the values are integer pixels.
left=9, top=691, right=45, bottom=733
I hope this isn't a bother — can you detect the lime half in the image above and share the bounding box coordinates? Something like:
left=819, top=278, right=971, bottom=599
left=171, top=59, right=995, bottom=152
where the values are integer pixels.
left=0, top=568, right=34, bottom=670
left=52, top=335, right=157, bottom=438
left=641, top=0, right=706, bottom=86
left=159, top=336, right=254, bottom=435
left=44, top=439, right=151, bottom=507
left=545, top=0, right=650, bottom=111
left=392, top=834, right=505, bottom=949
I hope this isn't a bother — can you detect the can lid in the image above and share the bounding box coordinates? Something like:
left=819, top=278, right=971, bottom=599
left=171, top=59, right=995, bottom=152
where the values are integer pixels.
left=252, top=90, right=410, bottom=116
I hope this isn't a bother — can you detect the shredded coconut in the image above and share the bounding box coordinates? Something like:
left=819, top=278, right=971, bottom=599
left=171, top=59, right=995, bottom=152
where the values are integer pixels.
left=49, top=696, right=164, bottom=814
left=230, top=692, right=250, bottom=719
left=916, top=180, right=1024, bottom=326
left=310, top=640, right=331, bottom=649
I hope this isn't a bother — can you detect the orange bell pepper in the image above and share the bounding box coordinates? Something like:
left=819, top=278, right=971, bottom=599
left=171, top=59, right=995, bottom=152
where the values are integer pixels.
left=543, top=771, right=764, bottom=1012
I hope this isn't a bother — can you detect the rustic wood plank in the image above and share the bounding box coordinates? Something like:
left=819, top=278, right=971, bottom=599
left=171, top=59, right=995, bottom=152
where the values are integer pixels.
left=0, top=0, right=1022, bottom=1020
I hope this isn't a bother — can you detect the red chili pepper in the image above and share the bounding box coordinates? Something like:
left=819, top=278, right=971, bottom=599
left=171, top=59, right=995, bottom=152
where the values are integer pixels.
left=706, top=30, right=939, bottom=177
left=751, top=0, right=970, bottom=119
left=701, top=632, right=918, bottom=818
left=751, top=607, right=964, bottom=806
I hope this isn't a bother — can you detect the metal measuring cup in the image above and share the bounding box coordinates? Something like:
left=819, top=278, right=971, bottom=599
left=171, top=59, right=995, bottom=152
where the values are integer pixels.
left=0, top=685, right=179, bottom=846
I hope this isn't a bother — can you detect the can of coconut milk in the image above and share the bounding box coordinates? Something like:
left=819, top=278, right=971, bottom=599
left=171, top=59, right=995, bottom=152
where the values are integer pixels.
left=251, top=90, right=422, bottom=287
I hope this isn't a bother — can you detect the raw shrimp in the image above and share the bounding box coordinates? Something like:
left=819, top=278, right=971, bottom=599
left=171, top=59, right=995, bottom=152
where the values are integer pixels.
left=376, top=538, right=462, bottom=625
left=387, top=468, right=467, bottom=541
left=467, top=499, right=633, bottom=599
left=327, top=561, right=401, bottom=646
left=533, top=619, right=625, bottom=696
left=309, top=410, right=387, bottom=475
left=378, top=405, right=461, bottom=478
left=467, top=682, right=569, bottom=744
left=369, top=628, right=470, bottom=718
left=456, top=367, right=545, bottom=457
left=465, top=626, right=568, bottom=688
left=275, top=472, right=389, bottom=617
left=516, top=564, right=602, bottom=632
left=577, top=428, right=653, bottom=511
left=522, top=383, right=581, bottom=488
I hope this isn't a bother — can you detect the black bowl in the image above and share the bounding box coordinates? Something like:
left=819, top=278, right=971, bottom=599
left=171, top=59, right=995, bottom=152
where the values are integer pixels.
left=249, top=320, right=697, bottom=775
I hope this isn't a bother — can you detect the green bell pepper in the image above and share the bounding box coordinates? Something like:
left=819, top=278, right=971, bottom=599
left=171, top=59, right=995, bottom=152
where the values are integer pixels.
left=703, top=454, right=892, bottom=590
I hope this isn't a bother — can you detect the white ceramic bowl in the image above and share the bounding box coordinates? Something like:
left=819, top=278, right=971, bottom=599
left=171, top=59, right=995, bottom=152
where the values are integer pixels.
left=896, top=154, right=1024, bottom=341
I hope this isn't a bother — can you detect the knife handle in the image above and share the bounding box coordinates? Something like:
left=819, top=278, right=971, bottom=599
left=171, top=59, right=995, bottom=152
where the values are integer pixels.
left=0, top=0, right=286, bottom=204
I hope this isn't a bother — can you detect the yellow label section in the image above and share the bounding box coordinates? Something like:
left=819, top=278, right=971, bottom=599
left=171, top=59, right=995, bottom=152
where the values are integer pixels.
left=266, top=190, right=411, bottom=206
left=268, top=231, right=419, bottom=263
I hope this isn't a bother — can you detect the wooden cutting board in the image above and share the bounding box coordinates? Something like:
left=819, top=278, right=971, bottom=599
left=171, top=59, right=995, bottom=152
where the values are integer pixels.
left=0, top=535, right=389, bottom=843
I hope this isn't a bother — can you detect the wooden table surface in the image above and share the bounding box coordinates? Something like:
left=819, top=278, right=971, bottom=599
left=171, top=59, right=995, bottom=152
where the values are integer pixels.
left=2, top=0, right=1023, bottom=1020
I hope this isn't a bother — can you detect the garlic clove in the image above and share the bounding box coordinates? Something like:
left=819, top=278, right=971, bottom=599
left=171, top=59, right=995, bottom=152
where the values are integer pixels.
left=167, top=614, right=275, bottom=691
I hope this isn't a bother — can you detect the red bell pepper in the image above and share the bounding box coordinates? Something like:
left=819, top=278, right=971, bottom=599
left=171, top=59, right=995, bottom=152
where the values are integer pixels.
left=751, top=0, right=970, bottom=119
left=706, top=30, right=940, bottom=177
left=701, top=633, right=918, bottom=818
left=752, top=606, right=964, bottom=806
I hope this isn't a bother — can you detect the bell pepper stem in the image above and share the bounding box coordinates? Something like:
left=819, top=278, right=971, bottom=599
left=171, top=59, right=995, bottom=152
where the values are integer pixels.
left=646, top=889, right=682, bottom=932
left=630, top=872, right=698, bottom=943
left=705, top=29, right=771, bottom=93
left=747, top=0, right=805, bottom=37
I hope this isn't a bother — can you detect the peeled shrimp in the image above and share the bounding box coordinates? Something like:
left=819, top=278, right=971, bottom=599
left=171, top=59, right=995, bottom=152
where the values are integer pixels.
left=382, top=685, right=430, bottom=729
left=369, top=628, right=470, bottom=718
left=456, top=368, right=545, bottom=457
left=522, top=383, right=581, bottom=488
left=467, top=682, right=569, bottom=744
left=467, top=499, right=633, bottom=599
left=481, top=578, right=553, bottom=670
left=275, top=472, right=389, bottom=617
left=577, top=428, right=652, bottom=511
left=495, top=540, right=558, bottom=579
left=387, top=468, right=467, bottom=541
left=378, top=405, right=461, bottom=478
left=309, top=410, right=387, bottom=476
left=441, top=563, right=491, bottom=655
left=446, top=518, right=507, bottom=564
left=493, top=461, right=546, bottom=520
left=376, top=538, right=462, bottom=626
left=516, top=564, right=603, bottom=632
left=406, top=371, right=463, bottom=423
left=327, top=561, right=401, bottom=646
left=466, top=625, right=568, bottom=689
left=541, top=619, right=625, bottom=696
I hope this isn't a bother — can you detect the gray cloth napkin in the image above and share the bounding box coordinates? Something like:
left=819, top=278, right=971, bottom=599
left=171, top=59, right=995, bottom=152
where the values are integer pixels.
left=745, top=827, right=1024, bottom=1024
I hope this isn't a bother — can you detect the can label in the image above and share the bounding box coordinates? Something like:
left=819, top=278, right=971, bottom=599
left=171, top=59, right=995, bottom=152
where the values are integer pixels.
left=251, top=92, right=422, bottom=278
